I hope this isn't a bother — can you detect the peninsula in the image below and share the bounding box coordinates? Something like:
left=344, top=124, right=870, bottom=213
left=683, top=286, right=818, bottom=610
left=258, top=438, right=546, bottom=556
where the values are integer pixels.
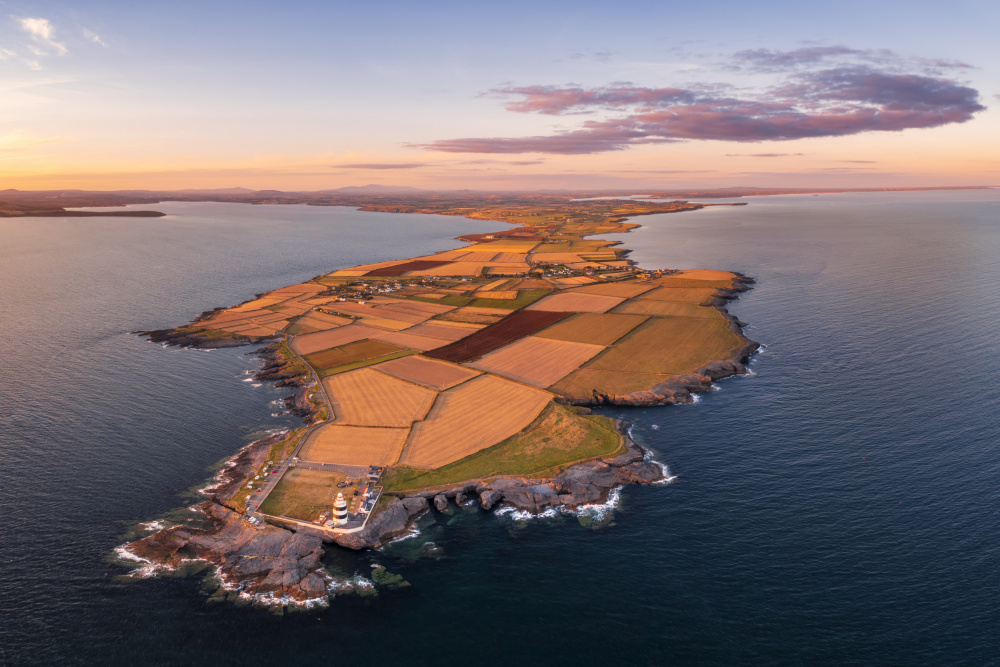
left=122, top=194, right=758, bottom=605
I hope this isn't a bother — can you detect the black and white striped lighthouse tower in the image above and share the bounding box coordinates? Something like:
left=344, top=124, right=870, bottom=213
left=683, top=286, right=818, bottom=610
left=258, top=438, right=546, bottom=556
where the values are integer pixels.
left=333, top=492, right=349, bottom=525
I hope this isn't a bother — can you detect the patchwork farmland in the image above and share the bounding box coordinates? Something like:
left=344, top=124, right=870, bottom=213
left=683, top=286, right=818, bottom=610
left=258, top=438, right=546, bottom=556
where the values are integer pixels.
left=170, top=194, right=756, bottom=516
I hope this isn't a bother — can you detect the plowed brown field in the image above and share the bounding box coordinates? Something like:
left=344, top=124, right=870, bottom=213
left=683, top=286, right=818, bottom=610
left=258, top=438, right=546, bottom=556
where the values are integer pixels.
left=425, top=309, right=572, bottom=362
left=365, top=260, right=450, bottom=277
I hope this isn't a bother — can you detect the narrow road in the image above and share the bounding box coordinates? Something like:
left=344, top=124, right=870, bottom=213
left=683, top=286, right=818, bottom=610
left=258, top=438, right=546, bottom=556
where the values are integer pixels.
left=246, top=314, right=336, bottom=520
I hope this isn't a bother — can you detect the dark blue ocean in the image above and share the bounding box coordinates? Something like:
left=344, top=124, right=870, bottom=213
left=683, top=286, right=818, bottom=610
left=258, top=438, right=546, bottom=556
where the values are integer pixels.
left=1, top=193, right=999, bottom=665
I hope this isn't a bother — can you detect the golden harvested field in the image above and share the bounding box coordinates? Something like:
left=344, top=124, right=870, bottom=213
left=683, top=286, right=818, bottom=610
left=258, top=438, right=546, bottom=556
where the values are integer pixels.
left=293, top=324, right=390, bottom=355
left=474, top=290, right=518, bottom=300
left=469, top=336, right=605, bottom=387
left=513, top=278, right=555, bottom=290
left=284, top=322, right=321, bottom=336
left=585, top=316, right=745, bottom=374
left=549, top=276, right=598, bottom=287
left=433, top=309, right=506, bottom=325
left=648, top=272, right=736, bottom=288
left=366, top=306, right=430, bottom=325
left=324, top=368, right=437, bottom=427
left=477, top=279, right=509, bottom=292
left=531, top=252, right=585, bottom=264
left=419, top=249, right=474, bottom=261
left=273, top=303, right=313, bottom=316
left=399, top=374, right=552, bottom=469
left=269, top=282, right=325, bottom=296
left=639, top=286, right=721, bottom=302
left=535, top=312, right=648, bottom=346
left=374, top=355, right=481, bottom=390
left=295, top=312, right=352, bottom=331
left=251, top=312, right=293, bottom=324
left=230, top=297, right=283, bottom=312
left=464, top=241, right=538, bottom=253
left=403, top=321, right=483, bottom=340
left=670, top=269, right=738, bottom=281
left=526, top=291, right=625, bottom=313
left=570, top=281, right=658, bottom=298
left=222, top=323, right=283, bottom=336
left=299, top=424, right=409, bottom=466
left=492, top=252, right=528, bottom=263
left=611, top=300, right=722, bottom=319
left=205, top=308, right=277, bottom=325
left=389, top=300, right=460, bottom=315
left=304, top=339, right=408, bottom=372
left=531, top=242, right=572, bottom=253
left=550, top=369, right=679, bottom=397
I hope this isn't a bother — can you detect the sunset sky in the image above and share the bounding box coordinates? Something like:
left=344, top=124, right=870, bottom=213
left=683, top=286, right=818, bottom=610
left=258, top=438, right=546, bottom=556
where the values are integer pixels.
left=1, top=0, right=997, bottom=191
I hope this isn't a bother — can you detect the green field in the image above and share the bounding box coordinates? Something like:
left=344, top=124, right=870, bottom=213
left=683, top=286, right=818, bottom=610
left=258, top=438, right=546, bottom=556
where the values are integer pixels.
left=468, top=289, right=551, bottom=310
left=258, top=468, right=355, bottom=522
left=381, top=403, right=625, bottom=492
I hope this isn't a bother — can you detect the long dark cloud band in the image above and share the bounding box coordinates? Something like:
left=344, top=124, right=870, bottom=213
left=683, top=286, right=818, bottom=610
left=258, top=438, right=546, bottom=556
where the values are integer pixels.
left=419, top=65, right=984, bottom=155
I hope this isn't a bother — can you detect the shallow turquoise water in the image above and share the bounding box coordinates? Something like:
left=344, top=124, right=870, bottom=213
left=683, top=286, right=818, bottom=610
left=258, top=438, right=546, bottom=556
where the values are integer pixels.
left=2, top=193, right=999, bottom=665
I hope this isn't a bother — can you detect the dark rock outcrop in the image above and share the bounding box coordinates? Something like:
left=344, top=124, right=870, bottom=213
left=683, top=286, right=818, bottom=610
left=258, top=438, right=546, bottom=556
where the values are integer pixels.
left=433, top=494, right=448, bottom=512
left=125, top=501, right=328, bottom=602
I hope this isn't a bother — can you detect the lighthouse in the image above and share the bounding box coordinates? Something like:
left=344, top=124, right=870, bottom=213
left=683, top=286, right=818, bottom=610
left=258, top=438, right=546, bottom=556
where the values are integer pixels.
left=333, top=492, right=349, bottom=526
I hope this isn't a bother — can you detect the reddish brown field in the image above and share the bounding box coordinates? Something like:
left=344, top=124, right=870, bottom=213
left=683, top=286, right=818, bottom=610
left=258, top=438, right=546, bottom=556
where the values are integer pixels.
left=365, top=260, right=450, bottom=277
left=424, top=309, right=572, bottom=363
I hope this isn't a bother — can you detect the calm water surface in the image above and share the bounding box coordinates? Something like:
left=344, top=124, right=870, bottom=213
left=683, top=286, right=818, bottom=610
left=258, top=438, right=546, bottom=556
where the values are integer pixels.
left=1, top=193, right=999, bottom=665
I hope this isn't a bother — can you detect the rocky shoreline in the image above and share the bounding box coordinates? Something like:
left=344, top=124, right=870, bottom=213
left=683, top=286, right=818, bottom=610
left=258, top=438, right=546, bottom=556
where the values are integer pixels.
left=560, top=274, right=758, bottom=407
left=121, top=419, right=664, bottom=604
left=121, top=227, right=758, bottom=605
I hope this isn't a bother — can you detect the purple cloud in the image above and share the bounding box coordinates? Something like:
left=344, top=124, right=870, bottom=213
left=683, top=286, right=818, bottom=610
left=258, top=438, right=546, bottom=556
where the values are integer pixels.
left=419, top=66, right=985, bottom=155
left=732, top=46, right=973, bottom=73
